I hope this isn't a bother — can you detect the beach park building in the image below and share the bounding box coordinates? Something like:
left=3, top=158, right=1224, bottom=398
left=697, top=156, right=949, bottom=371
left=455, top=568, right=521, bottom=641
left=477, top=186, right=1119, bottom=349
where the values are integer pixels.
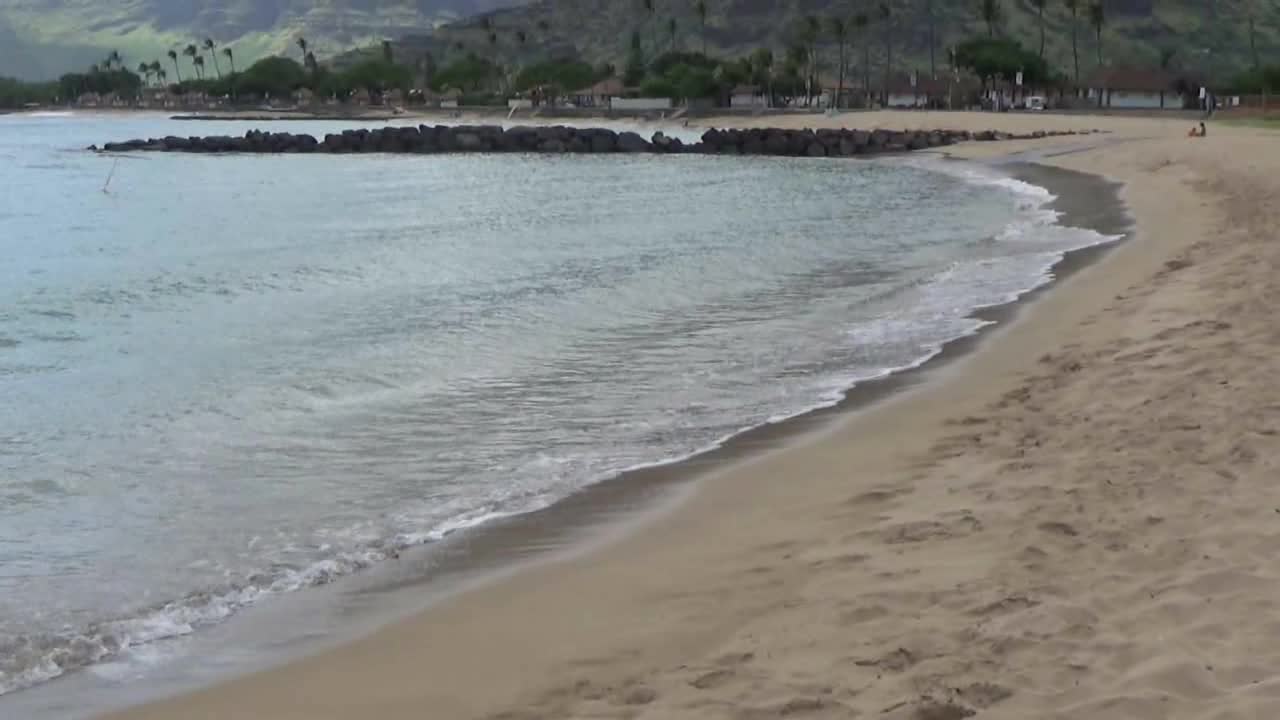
left=1084, top=67, right=1190, bottom=109
left=571, top=77, right=625, bottom=108
left=730, top=85, right=768, bottom=108
left=609, top=96, right=674, bottom=111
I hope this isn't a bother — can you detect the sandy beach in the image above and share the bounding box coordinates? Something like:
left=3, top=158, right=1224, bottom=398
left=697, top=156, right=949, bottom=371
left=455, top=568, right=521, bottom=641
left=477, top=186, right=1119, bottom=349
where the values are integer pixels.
left=101, top=111, right=1280, bottom=720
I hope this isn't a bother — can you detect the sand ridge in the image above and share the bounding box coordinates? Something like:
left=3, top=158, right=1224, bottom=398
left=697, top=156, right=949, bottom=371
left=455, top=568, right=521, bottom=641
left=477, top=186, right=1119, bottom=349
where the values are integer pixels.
left=102, top=114, right=1280, bottom=720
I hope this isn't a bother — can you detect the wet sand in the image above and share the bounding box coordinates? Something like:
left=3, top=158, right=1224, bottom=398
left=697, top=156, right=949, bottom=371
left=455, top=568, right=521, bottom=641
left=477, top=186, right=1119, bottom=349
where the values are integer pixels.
left=102, top=112, right=1280, bottom=720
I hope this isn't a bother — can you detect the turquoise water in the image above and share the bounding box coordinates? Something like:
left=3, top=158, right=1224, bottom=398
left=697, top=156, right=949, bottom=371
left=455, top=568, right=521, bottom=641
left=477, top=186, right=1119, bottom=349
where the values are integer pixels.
left=0, top=112, right=1112, bottom=701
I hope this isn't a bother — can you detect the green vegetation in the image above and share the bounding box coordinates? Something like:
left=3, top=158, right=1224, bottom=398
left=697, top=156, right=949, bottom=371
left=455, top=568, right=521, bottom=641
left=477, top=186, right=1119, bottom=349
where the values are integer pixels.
left=954, top=37, right=1054, bottom=89
left=0, top=1, right=502, bottom=81
left=513, top=59, right=599, bottom=93
left=0, top=76, right=57, bottom=107
left=1229, top=65, right=1280, bottom=94
left=0, top=47, right=421, bottom=108
left=4, top=0, right=1280, bottom=111
left=57, top=67, right=142, bottom=99
left=398, top=0, right=1278, bottom=96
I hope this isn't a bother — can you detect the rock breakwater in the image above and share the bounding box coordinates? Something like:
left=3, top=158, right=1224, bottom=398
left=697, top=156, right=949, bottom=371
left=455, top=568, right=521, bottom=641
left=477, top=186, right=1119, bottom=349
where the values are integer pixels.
left=93, top=125, right=1103, bottom=157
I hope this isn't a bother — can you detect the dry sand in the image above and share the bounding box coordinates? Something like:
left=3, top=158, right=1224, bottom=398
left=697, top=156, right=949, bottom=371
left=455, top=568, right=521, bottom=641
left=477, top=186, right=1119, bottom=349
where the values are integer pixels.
left=104, top=112, right=1280, bottom=720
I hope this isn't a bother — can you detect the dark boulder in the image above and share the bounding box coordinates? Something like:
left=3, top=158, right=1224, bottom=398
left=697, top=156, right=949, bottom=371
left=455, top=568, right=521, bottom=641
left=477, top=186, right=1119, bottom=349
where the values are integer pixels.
left=805, top=142, right=826, bottom=157
left=454, top=132, right=484, bottom=151
left=617, top=131, right=650, bottom=153
left=588, top=130, right=617, bottom=153
left=763, top=132, right=789, bottom=155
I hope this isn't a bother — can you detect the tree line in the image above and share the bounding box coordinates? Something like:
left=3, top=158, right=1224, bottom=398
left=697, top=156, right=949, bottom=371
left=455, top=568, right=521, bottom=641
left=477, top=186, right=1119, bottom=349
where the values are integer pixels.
left=2, top=0, right=1278, bottom=109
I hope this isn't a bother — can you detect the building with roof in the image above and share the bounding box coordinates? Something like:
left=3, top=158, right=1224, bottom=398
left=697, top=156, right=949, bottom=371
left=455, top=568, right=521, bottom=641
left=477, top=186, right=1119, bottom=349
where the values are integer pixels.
left=1084, top=67, right=1193, bottom=109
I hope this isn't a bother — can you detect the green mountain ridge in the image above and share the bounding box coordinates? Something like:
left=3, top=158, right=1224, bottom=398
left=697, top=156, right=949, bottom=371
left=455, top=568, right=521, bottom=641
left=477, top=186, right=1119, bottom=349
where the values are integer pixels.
left=397, top=0, right=1280, bottom=89
left=0, top=0, right=531, bottom=80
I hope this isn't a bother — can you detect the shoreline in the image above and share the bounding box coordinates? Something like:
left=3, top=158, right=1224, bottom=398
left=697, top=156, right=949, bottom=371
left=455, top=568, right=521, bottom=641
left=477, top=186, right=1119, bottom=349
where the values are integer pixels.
left=1, top=141, right=1125, bottom=720
left=77, top=129, right=1141, bottom=719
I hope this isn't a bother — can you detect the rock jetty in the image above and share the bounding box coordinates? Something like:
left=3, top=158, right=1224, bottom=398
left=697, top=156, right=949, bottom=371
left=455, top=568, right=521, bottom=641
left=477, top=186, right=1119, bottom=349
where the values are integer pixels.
left=92, top=125, right=1102, bottom=157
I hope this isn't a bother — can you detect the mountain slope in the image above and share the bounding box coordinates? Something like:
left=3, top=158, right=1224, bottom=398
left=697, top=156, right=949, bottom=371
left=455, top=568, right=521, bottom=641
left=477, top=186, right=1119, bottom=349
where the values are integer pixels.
left=404, top=0, right=1279, bottom=86
left=0, top=0, right=531, bottom=80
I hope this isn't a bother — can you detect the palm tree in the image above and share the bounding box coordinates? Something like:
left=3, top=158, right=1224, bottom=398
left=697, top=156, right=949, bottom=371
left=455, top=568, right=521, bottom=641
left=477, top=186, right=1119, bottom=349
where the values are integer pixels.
left=149, top=60, right=162, bottom=84
left=802, top=14, right=820, bottom=105
left=487, top=32, right=498, bottom=81
left=167, top=49, right=183, bottom=83
left=752, top=47, right=773, bottom=103
left=222, top=46, right=235, bottom=74
left=136, top=62, right=150, bottom=85
left=1245, top=1, right=1259, bottom=70
left=695, top=0, right=708, bottom=56
left=642, top=0, right=657, bottom=58
left=980, top=0, right=1001, bottom=37
left=305, top=51, right=318, bottom=74
left=1031, top=0, right=1047, bottom=58
left=853, top=12, right=871, bottom=106
left=1065, top=0, right=1080, bottom=84
left=193, top=54, right=206, bottom=80
left=157, top=68, right=168, bottom=87
left=203, top=38, right=222, bottom=77
left=878, top=2, right=893, bottom=105
left=107, top=50, right=122, bottom=70
left=183, top=43, right=199, bottom=80
left=829, top=17, right=849, bottom=110
left=297, top=37, right=308, bottom=61
left=1089, top=0, right=1104, bottom=66
left=667, top=17, right=678, bottom=52
left=924, top=0, right=937, bottom=79
left=1089, top=0, right=1104, bottom=106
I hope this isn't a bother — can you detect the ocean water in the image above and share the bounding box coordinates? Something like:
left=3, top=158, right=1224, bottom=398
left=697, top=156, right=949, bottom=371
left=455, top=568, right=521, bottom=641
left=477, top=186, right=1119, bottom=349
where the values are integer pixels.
left=0, top=113, right=1115, bottom=700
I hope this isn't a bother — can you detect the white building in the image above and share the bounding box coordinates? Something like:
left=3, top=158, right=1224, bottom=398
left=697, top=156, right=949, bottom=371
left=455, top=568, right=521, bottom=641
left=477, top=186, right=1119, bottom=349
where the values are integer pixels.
left=730, top=85, right=767, bottom=108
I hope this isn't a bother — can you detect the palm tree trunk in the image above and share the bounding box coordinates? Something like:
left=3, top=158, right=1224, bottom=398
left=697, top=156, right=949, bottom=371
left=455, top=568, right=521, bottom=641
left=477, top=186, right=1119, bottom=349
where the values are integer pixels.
left=883, top=32, right=892, bottom=105
left=837, top=41, right=846, bottom=110
left=1039, top=8, right=1045, bottom=59
left=927, top=5, right=936, bottom=79
left=1071, top=18, right=1079, bottom=85
left=1250, top=17, right=1259, bottom=70
left=863, top=44, right=871, bottom=107
left=171, top=59, right=183, bottom=84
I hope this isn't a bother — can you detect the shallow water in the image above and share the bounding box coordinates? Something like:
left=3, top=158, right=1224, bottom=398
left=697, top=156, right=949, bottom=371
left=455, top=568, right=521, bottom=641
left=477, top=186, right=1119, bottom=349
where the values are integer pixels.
left=0, top=113, right=1114, bottom=699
